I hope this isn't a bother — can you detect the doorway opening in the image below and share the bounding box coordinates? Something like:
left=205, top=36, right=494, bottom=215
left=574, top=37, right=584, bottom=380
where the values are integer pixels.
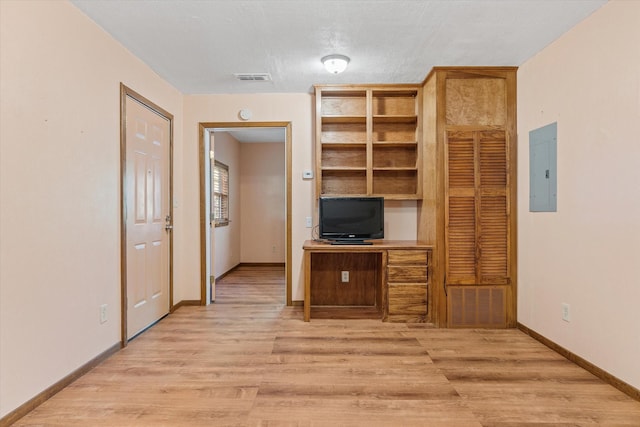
left=215, top=264, right=285, bottom=305
left=199, top=122, right=292, bottom=306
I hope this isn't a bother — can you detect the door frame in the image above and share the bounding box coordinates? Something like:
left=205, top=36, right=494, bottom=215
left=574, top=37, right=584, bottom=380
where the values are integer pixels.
left=198, top=122, right=292, bottom=306
left=119, top=84, right=174, bottom=346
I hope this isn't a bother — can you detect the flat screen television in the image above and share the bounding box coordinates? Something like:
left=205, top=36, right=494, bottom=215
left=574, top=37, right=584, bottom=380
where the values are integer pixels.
left=318, top=196, right=384, bottom=245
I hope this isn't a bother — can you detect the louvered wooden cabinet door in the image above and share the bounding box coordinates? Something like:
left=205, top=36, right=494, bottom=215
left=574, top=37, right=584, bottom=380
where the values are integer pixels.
left=421, top=67, right=517, bottom=328
left=478, top=130, right=510, bottom=285
left=445, top=129, right=511, bottom=302
left=445, top=131, right=477, bottom=284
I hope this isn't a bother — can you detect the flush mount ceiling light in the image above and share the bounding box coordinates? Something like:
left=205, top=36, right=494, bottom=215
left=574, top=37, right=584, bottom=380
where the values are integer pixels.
left=321, top=54, right=350, bottom=74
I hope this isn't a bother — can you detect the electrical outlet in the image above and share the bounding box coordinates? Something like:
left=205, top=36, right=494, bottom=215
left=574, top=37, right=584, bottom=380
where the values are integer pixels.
left=341, top=271, right=349, bottom=283
left=305, top=216, right=312, bottom=228
left=562, top=303, right=570, bottom=322
left=100, top=304, right=108, bottom=324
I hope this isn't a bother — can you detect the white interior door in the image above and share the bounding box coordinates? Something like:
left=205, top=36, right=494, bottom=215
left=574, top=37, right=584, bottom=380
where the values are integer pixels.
left=125, top=96, right=170, bottom=338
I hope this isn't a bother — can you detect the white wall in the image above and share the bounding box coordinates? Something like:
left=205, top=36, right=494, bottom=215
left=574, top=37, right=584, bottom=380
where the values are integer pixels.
left=0, top=5, right=420, bottom=415
left=517, top=0, right=640, bottom=390
left=240, top=142, right=286, bottom=263
left=212, top=132, right=241, bottom=277
left=181, top=94, right=315, bottom=301
left=384, top=201, right=418, bottom=240
left=181, top=94, right=419, bottom=302
left=0, top=0, right=183, bottom=417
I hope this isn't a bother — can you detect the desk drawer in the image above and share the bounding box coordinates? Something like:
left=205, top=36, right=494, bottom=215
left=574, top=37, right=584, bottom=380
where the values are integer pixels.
left=388, top=250, right=428, bottom=265
left=388, top=283, right=426, bottom=313
left=387, top=265, right=427, bottom=283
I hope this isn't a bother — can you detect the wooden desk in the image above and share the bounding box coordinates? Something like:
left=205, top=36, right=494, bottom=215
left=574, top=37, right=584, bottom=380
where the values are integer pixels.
left=303, top=240, right=432, bottom=322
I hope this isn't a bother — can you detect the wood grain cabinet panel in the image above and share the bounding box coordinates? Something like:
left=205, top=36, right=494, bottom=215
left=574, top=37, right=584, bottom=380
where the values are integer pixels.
left=387, top=266, right=427, bottom=283
left=310, top=252, right=380, bottom=306
left=388, top=283, right=427, bottom=322
left=447, top=285, right=507, bottom=328
left=386, top=249, right=429, bottom=322
left=388, top=250, right=429, bottom=265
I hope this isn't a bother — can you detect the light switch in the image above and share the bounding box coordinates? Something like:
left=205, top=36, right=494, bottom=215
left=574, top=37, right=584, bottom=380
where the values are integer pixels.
left=302, top=170, right=313, bottom=179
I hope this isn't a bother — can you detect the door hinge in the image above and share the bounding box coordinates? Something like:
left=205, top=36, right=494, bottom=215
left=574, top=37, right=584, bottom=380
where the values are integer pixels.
left=210, top=275, right=215, bottom=284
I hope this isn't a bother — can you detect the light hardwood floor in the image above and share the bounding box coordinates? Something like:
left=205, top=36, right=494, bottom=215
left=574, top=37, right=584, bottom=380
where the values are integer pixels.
left=13, top=265, right=640, bottom=426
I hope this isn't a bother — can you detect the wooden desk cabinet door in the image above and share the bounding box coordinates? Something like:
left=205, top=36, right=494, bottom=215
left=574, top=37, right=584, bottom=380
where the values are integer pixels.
left=386, top=250, right=428, bottom=322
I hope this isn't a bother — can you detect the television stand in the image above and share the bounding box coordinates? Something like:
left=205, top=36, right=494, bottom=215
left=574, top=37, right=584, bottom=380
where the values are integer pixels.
left=303, top=240, right=432, bottom=322
left=330, top=240, right=372, bottom=245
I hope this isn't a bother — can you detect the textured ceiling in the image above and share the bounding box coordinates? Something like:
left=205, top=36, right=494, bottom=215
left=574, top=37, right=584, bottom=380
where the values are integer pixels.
left=214, top=127, right=286, bottom=143
left=71, top=0, right=606, bottom=95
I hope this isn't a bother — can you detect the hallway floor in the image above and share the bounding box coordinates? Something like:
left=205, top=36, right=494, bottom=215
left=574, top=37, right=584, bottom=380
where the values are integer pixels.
left=14, top=265, right=640, bottom=426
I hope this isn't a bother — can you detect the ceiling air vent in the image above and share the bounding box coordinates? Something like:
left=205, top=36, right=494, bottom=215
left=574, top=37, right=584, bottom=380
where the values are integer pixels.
left=234, top=73, right=272, bottom=82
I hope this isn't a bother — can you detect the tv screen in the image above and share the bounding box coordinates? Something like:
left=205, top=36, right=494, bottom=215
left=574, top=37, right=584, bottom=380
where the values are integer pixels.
left=318, top=197, right=384, bottom=244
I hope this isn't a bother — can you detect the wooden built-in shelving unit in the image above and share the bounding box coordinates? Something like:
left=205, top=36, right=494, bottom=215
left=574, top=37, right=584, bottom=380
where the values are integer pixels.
left=311, top=68, right=517, bottom=328
left=315, top=85, right=422, bottom=199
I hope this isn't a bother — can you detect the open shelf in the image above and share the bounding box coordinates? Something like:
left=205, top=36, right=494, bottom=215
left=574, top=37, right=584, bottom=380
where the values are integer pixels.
left=373, top=169, right=418, bottom=196
left=320, top=169, right=367, bottom=195
left=373, top=121, right=417, bottom=143
left=315, top=85, right=421, bottom=199
left=321, top=115, right=367, bottom=124
left=372, top=115, right=418, bottom=124
left=373, top=90, right=417, bottom=116
left=321, top=122, right=366, bottom=144
left=321, top=90, right=366, bottom=117
left=322, top=145, right=366, bottom=169
left=373, top=144, right=417, bottom=169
